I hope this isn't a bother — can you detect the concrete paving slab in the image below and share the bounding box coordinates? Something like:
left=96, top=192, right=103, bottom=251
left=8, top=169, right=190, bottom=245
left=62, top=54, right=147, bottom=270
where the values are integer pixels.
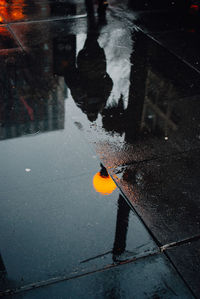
left=111, top=149, right=200, bottom=245
left=166, top=239, right=200, bottom=298
left=149, top=30, right=200, bottom=73
left=8, top=254, right=193, bottom=298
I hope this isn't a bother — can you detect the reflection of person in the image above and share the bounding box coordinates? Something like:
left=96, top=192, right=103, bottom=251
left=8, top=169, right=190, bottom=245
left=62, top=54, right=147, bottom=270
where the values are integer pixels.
left=64, top=31, right=113, bottom=122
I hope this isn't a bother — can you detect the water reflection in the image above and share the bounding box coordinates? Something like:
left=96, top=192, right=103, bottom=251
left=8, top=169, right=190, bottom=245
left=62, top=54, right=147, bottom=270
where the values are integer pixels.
left=0, top=60, right=66, bottom=140
left=0, top=11, right=199, bottom=146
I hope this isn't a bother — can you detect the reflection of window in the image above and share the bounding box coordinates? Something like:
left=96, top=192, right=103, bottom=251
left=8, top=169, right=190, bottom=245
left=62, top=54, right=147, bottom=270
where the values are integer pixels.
left=141, top=69, right=178, bottom=137
left=0, top=0, right=25, bottom=22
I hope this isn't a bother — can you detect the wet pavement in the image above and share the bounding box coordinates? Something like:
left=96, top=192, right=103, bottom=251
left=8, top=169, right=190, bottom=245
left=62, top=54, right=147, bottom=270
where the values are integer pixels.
left=0, top=0, right=200, bottom=298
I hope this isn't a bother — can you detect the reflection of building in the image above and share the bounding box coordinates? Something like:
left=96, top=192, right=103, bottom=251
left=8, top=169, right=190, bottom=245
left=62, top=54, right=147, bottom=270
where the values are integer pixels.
left=0, top=19, right=68, bottom=141
left=0, top=75, right=66, bottom=140
left=0, top=0, right=25, bottom=23
left=141, top=68, right=178, bottom=138
left=102, top=30, right=200, bottom=148
left=0, top=2, right=80, bottom=141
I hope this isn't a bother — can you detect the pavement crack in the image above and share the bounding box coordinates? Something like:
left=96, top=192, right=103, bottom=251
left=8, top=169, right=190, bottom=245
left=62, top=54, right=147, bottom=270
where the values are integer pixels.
left=114, top=148, right=200, bottom=171
left=160, top=234, right=200, bottom=252
left=80, top=251, right=112, bottom=264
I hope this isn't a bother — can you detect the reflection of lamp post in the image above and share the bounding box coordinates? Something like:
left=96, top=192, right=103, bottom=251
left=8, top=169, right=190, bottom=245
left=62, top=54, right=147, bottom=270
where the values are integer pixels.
left=0, top=254, right=6, bottom=277
left=112, top=194, right=130, bottom=262
left=93, top=164, right=117, bottom=195
left=81, top=165, right=130, bottom=264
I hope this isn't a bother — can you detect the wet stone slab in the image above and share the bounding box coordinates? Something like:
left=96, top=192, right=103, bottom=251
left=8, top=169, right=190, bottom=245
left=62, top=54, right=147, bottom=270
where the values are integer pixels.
left=133, top=11, right=187, bottom=33
left=149, top=30, right=200, bottom=73
left=0, top=118, right=158, bottom=293
left=111, top=149, right=200, bottom=246
left=166, top=239, right=200, bottom=298
left=0, top=10, right=199, bottom=297
left=9, top=255, right=193, bottom=298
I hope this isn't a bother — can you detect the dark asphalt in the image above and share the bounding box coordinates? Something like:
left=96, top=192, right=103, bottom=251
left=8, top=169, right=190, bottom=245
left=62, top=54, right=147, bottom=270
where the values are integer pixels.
left=0, top=0, right=200, bottom=298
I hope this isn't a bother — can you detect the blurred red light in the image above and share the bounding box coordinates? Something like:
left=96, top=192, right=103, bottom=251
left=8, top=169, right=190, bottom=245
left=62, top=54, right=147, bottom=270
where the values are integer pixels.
left=190, top=4, right=199, bottom=13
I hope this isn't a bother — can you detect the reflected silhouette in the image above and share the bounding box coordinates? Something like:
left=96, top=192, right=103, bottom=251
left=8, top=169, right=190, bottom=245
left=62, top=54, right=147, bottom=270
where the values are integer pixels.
left=64, top=27, right=113, bottom=122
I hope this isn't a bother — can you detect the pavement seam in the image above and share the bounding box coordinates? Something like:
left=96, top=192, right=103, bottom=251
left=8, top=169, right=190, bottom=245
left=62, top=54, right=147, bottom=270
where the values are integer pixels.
left=108, top=170, right=163, bottom=249
left=108, top=168, right=199, bottom=299
left=110, top=6, right=200, bottom=75
left=111, top=147, right=200, bottom=172
left=6, top=24, right=25, bottom=51
left=106, top=156, right=200, bottom=258
left=133, top=24, right=200, bottom=75
left=160, top=234, right=200, bottom=252
left=163, top=250, right=198, bottom=298
left=0, top=250, right=160, bottom=297
left=5, top=14, right=87, bottom=26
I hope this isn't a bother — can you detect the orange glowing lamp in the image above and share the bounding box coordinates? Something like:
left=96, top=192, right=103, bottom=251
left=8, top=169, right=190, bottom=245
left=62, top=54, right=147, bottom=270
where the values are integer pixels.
left=93, top=165, right=117, bottom=195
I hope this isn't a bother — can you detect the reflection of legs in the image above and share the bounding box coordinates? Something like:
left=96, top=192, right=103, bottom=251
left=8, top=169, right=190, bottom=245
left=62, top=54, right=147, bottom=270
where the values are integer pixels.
left=98, top=0, right=108, bottom=19
left=113, top=195, right=130, bottom=258
left=85, top=0, right=94, bottom=17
